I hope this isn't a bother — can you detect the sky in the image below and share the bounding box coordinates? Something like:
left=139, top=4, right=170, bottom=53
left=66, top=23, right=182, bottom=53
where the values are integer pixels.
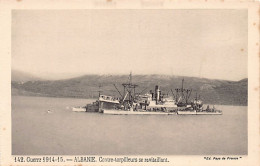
left=12, top=10, right=247, bottom=81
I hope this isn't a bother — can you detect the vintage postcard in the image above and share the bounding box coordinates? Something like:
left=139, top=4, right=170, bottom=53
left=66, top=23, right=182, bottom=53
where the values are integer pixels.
left=0, top=0, right=259, bottom=166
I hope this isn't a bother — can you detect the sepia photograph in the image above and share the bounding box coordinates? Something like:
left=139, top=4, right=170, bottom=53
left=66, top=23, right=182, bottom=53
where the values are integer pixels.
left=0, top=1, right=259, bottom=166
left=11, top=9, right=248, bottom=156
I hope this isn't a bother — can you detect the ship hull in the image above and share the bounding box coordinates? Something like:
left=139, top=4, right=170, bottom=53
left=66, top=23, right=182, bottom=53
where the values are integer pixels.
left=177, top=110, right=197, bottom=115
left=177, top=110, right=222, bottom=115
left=196, top=111, right=222, bottom=115
left=103, top=109, right=222, bottom=115
left=103, top=109, right=177, bottom=115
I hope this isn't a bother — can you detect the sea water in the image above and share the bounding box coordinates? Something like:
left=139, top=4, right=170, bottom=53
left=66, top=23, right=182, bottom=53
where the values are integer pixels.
left=12, top=96, right=247, bottom=155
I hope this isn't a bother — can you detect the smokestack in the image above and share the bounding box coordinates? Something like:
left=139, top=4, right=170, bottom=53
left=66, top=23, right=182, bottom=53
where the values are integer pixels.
left=155, top=85, right=160, bottom=104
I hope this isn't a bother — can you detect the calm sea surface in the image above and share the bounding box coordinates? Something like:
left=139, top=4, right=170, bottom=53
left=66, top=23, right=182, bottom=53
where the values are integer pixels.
left=12, top=96, right=247, bottom=155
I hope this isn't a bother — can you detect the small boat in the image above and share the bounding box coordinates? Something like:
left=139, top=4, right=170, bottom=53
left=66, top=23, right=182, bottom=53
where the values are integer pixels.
left=45, top=109, right=53, bottom=114
left=98, top=95, right=120, bottom=104
left=72, top=106, right=87, bottom=112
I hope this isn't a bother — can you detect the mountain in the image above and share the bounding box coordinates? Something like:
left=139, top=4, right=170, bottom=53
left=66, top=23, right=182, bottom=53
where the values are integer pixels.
left=11, top=70, right=43, bottom=82
left=11, top=74, right=248, bottom=106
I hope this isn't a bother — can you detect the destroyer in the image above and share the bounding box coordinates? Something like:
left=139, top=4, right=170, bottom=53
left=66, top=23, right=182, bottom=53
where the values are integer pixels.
left=94, top=72, right=177, bottom=115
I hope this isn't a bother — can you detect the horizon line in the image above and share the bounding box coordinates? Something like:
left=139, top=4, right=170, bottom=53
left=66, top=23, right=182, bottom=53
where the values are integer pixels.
left=12, top=69, right=248, bottom=82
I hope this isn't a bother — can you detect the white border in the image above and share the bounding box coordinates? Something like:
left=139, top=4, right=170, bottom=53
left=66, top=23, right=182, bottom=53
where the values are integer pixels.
left=0, top=0, right=259, bottom=166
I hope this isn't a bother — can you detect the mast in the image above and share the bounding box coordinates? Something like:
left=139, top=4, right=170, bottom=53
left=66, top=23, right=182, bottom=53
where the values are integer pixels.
left=129, top=71, right=132, bottom=84
left=98, top=84, right=102, bottom=97
left=175, top=78, right=192, bottom=105
left=181, top=79, right=184, bottom=90
left=122, top=72, right=138, bottom=105
left=181, top=78, right=184, bottom=98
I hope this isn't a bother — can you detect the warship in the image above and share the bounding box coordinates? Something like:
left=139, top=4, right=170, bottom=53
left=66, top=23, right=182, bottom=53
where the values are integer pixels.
left=101, top=72, right=178, bottom=115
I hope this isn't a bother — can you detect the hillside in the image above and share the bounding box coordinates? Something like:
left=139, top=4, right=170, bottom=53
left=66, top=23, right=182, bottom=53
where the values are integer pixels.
left=11, top=70, right=43, bottom=82
left=11, top=74, right=248, bottom=106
